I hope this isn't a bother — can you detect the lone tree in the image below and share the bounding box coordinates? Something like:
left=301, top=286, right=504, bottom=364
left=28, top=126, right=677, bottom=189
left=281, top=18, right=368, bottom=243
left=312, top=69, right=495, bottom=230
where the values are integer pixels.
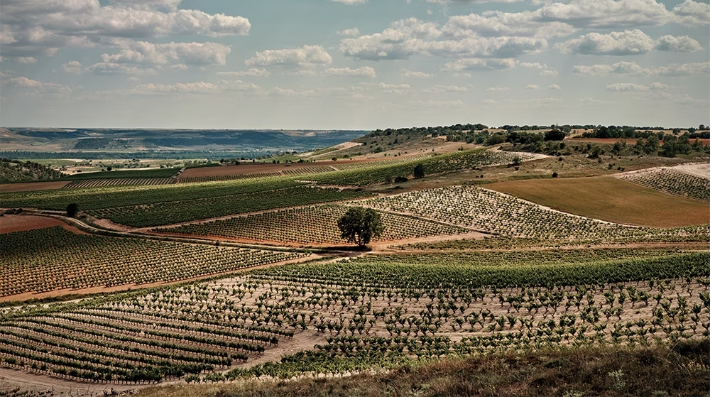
left=544, top=129, right=566, bottom=141
left=413, top=163, right=425, bottom=179
left=66, top=203, right=79, bottom=217
left=337, top=207, right=384, bottom=247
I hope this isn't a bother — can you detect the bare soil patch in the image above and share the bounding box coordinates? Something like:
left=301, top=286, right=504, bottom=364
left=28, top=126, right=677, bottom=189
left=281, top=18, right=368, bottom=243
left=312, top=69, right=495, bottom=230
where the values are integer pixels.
left=0, top=214, right=87, bottom=234
left=673, top=163, right=710, bottom=179
left=0, top=180, right=70, bottom=193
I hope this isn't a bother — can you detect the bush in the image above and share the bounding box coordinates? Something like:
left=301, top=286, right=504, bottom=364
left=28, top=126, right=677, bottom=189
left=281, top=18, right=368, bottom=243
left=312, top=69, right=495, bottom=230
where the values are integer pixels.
left=544, top=129, right=566, bottom=141
left=394, top=176, right=408, bottom=183
left=552, top=172, right=558, bottom=178
left=413, top=164, right=425, bottom=179
left=66, top=203, right=79, bottom=217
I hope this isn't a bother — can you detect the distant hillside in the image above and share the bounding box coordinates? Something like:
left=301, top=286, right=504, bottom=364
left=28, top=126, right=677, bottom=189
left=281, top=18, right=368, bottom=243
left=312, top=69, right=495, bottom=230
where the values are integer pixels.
left=3, top=128, right=368, bottom=153
left=0, top=159, right=66, bottom=183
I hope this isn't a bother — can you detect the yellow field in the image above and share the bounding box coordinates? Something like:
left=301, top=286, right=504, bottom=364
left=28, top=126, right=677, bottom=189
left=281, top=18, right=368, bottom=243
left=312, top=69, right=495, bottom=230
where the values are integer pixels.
left=485, top=176, right=710, bottom=228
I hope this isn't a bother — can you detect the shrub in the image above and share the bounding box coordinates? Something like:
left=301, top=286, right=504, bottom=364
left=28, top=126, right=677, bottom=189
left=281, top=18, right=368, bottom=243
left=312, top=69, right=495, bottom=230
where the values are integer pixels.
left=66, top=203, right=79, bottom=217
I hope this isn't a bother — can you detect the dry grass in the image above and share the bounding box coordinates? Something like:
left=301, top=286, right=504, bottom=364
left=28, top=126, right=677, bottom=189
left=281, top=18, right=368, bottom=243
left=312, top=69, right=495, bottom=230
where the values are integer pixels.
left=485, top=176, right=710, bottom=228
left=136, top=339, right=710, bottom=397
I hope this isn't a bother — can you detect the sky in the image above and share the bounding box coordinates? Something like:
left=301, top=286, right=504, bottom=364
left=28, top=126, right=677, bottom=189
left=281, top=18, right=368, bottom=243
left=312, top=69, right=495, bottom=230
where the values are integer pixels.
left=0, top=0, right=708, bottom=129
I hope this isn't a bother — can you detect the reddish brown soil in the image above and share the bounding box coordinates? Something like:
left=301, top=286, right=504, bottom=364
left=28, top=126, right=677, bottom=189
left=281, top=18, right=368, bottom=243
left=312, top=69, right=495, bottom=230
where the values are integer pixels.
left=0, top=215, right=87, bottom=234
left=0, top=181, right=70, bottom=193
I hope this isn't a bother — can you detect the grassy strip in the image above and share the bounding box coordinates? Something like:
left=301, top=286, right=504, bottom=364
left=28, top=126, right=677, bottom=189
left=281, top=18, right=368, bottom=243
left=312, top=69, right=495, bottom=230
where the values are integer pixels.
left=136, top=339, right=710, bottom=397
left=255, top=251, right=710, bottom=289
left=0, top=177, right=303, bottom=210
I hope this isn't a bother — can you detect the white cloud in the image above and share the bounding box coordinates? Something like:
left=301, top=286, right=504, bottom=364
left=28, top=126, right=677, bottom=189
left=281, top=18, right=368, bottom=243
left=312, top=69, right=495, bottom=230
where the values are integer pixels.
left=672, top=0, right=710, bottom=25
left=558, top=30, right=701, bottom=56
left=533, top=0, right=673, bottom=29
left=338, top=28, right=361, bottom=36
left=573, top=61, right=709, bottom=76
left=106, top=0, right=182, bottom=12
left=379, top=83, right=411, bottom=94
left=170, top=64, right=187, bottom=71
left=324, top=66, right=376, bottom=77
left=133, top=81, right=218, bottom=94
left=270, top=87, right=299, bottom=97
left=5, top=76, right=72, bottom=95
left=442, top=58, right=518, bottom=71
left=654, top=35, right=702, bottom=52
left=99, top=41, right=232, bottom=67
left=0, top=1, right=250, bottom=59
left=8, top=76, right=42, bottom=88
left=442, top=58, right=556, bottom=76
left=555, top=29, right=655, bottom=55
left=87, top=62, right=156, bottom=75
left=332, top=0, right=367, bottom=4
left=548, top=84, right=560, bottom=89
left=339, top=18, right=546, bottom=61
left=245, top=45, right=332, bottom=68
left=486, top=86, right=509, bottom=91
left=217, top=68, right=271, bottom=77
left=606, top=82, right=669, bottom=91
left=525, top=84, right=539, bottom=89
left=654, top=62, right=710, bottom=76
left=400, top=69, right=433, bottom=78
left=423, top=84, right=468, bottom=93
left=606, top=82, right=649, bottom=91
left=442, top=12, right=575, bottom=39
left=573, top=61, right=648, bottom=75
left=217, top=79, right=261, bottom=92
left=62, top=60, right=82, bottom=74
left=16, top=57, right=37, bottom=64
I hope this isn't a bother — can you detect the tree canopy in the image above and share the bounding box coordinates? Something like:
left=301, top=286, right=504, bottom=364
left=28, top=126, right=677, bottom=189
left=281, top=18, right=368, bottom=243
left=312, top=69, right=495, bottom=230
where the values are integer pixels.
left=337, top=207, right=384, bottom=247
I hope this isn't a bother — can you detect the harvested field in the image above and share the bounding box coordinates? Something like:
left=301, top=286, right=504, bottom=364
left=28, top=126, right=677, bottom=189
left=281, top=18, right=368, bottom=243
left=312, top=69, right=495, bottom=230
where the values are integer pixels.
left=0, top=215, right=85, bottom=234
left=0, top=181, right=70, bottom=193
left=486, top=176, right=710, bottom=228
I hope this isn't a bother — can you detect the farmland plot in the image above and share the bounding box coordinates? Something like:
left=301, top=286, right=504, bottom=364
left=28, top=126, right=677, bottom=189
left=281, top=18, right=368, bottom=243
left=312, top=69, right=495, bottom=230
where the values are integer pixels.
left=63, top=178, right=176, bottom=189
left=0, top=227, right=307, bottom=298
left=156, top=205, right=468, bottom=245
left=357, top=186, right=639, bottom=239
left=0, top=250, right=706, bottom=384
left=86, top=186, right=373, bottom=227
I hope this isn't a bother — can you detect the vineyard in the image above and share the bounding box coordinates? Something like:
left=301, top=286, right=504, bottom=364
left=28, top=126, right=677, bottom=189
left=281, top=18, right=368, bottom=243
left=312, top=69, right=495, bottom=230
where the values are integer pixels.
left=401, top=225, right=711, bottom=251
left=281, top=166, right=337, bottom=175
left=63, top=178, right=176, bottom=189
left=619, top=168, right=710, bottom=201
left=0, top=250, right=707, bottom=384
left=312, top=150, right=538, bottom=186
left=86, top=186, right=373, bottom=227
left=0, top=226, right=307, bottom=298
left=177, top=173, right=282, bottom=184
left=0, top=176, right=305, bottom=211
left=156, top=205, right=467, bottom=245
left=357, top=186, right=652, bottom=240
